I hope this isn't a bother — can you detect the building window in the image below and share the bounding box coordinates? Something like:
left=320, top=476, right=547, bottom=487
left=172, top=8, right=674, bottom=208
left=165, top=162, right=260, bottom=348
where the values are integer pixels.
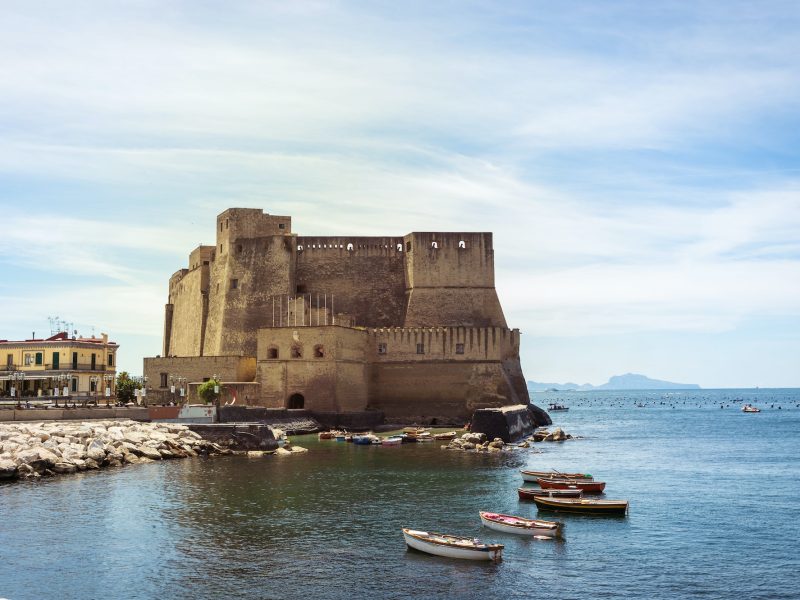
left=377, top=343, right=387, bottom=355
left=24, top=353, right=34, bottom=366
left=406, top=241, right=411, bottom=252
left=6, top=354, right=13, bottom=367
left=237, top=244, right=243, bottom=253
left=431, top=241, right=438, bottom=249
left=160, top=373, right=168, bottom=387
left=416, top=343, right=424, bottom=354
left=108, top=354, right=114, bottom=366
left=279, top=223, right=285, bottom=229
left=90, top=380, right=96, bottom=392
left=268, top=347, right=279, bottom=359
left=203, top=260, right=209, bottom=266
left=71, top=378, right=78, bottom=392
left=458, top=240, right=466, bottom=249
left=226, top=219, right=229, bottom=229
left=314, top=345, right=324, bottom=358
left=455, top=343, right=465, bottom=355
left=291, top=345, right=303, bottom=359
left=72, top=352, right=78, bottom=369
left=220, top=221, right=223, bottom=232
left=230, top=278, right=239, bottom=290
left=220, top=243, right=224, bottom=254
left=35, top=352, right=43, bottom=365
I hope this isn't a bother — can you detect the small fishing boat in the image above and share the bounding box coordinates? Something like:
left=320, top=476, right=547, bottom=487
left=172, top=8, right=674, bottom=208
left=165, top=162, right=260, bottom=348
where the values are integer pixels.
left=742, top=404, right=761, bottom=413
left=400, top=434, right=419, bottom=444
left=520, top=469, right=593, bottom=482
left=335, top=434, right=346, bottom=442
left=318, top=430, right=340, bottom=440
left=353, top=434, right=380, bottom=445
left=403, top=427, right=430, bottom=435
left=548, top=404, right=569, bottom=411
left=533, top=497, right=628, bottom=515
left=479, top=511, right=563, bottom=538
left=381, top=435, right=403, bottom=446
left=433, top=431, right=458, bottom=441
left=518, top=487, right=583, bottom=500
left=402, top=528, right=503, bottom=561
left=537, top=478, right=606, bottom=494
left=415, top=432, right=434, bottom=442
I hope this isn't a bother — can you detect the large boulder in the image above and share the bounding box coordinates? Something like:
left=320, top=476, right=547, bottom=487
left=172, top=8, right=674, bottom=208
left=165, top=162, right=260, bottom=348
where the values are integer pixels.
left=0, top=458, right=18, bottom=480
left=527, top=403, right=553, bottom=427
left=137, top=446, right=162, bottom=461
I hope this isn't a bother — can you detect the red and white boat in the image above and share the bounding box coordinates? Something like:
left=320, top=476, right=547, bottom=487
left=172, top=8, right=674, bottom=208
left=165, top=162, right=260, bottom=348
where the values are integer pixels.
left=479, top=511, right=563, bottom=538
left=537, top=478, right=606, bottom=494
left=520, top=469, right=593, bottom=482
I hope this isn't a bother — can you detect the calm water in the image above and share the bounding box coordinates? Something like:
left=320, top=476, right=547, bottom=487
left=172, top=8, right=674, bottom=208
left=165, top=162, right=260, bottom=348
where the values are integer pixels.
left=1, top=389, right=799, bottom=600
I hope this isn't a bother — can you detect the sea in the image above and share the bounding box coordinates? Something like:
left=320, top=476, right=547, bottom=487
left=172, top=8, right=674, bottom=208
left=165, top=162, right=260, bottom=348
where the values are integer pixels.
left=1, top=389, right=799, bottom=600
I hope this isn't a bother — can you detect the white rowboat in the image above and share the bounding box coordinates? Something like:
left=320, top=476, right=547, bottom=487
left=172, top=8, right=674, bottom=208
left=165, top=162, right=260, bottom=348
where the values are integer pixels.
left=402, top=528, right=503, bottom=561
left=479, top=511, right=563, bottom=538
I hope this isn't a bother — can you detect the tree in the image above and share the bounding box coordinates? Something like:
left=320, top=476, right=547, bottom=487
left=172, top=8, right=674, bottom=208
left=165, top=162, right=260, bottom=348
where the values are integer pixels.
left=115, top=371, right=140, bottom=403
left=197, top=378, right=220, bottom=404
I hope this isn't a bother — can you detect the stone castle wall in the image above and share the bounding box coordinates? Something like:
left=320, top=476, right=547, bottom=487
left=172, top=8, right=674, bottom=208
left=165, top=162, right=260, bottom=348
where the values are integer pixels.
left=153, top=208, right=529, bottom=422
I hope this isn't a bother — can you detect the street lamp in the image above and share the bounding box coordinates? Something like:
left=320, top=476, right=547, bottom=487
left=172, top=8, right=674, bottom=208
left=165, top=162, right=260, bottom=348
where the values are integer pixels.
left=103, top=373, right=114, bottom=406
left=11, top=371, right=24, bottom=408
left=90, top=375, right=100, bottom=407
left=179, top=376, right=187, bottom=404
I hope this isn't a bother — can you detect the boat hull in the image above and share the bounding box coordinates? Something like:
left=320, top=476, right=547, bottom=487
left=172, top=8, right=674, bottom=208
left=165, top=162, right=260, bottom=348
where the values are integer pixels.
left=518, top=487, right=582, bottom=500
left=533, top=497, right=628, bottom=515
left=402, top=529, right=503, bottom=561
left=537, top=478, right=606, bottom=494
left=520, top=470, right=593, bottom=482
left=479, top=512, right=562, bottom=538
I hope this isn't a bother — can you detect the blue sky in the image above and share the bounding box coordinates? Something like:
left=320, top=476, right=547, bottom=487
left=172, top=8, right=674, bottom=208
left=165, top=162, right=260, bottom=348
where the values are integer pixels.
left=1, top=1, right=798, bottom=387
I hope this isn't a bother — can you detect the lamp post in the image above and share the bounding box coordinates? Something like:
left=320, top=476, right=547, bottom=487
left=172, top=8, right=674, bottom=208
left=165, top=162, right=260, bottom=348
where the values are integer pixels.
left=12, top=371, right=24, bottom=408
left=64, top=372, right=73, bottom=407
left=90, top=375, right=99, bottom=407
left=104, top=373, right=114, bottom=407
left=212, top=373, right=221, bottom=418
left=179, top=376, right=187, bottom=404
left=170, top=374, right=176, bottom=405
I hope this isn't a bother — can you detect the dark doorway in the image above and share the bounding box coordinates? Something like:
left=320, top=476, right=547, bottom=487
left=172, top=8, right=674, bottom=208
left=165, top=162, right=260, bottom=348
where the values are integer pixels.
left=287, top=393, right=305, bottom=409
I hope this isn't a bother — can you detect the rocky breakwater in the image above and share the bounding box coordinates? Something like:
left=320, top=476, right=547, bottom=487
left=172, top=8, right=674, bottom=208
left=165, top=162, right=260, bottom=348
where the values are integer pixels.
left=442, top=432, right=510, bottom=453
left=531, top=427, right=575, bottom=442
left=0, top=420, right=224, bottom=481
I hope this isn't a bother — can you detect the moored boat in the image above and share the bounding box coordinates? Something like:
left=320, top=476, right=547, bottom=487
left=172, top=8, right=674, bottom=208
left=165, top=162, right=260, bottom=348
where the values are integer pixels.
left=518, top=487, right=582, bottom=500
left=353, top=434, right=380, bottom=445
left=433, top=431, right=458, bottom=441
left=479, top=511, right=563, bottom=538
left=381, top=435, right=403, bottom=446
left=520, top=469, right=593, bottom=482
left=402, top=528, right=503, bottom=561
left=533, top=496, right=628, bottom=515
left=548, top=403, right=569, bottom=411
left=318, top=430, right=341, bottom=440
left=742, top=404, right=761, bottom=413
left=537, top=478, right=606, bottom=494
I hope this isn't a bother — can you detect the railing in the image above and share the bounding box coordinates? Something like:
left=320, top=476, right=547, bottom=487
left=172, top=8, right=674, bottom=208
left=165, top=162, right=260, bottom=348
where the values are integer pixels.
left=0, top=363, right=112, bottom=372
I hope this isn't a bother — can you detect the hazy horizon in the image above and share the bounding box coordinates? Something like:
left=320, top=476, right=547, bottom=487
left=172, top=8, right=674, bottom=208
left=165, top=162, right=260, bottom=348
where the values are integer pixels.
left=1, top=2, right=798, bottom=387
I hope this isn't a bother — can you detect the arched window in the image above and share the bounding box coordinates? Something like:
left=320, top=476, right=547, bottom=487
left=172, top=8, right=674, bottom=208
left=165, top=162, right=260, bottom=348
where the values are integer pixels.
left=297, top=245, right=304, bottom=252
left=287, top=393, right=304, bottom=409
left=458, top=240, right=466, bottom=249
left=268, top=347, right=279, bottom=359
left=314, top=345, right=324, bottom=358
left=431, top=241, right=438, bottom=249
left=347, top=243, right=354, bottom=251
left=291, top=345, right=303, bottom=358
left=396, top=243, right=403, bottom=251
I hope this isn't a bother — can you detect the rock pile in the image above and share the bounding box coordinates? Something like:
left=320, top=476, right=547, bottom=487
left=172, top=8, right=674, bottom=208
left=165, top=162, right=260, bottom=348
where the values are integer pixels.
left=0, top=420, right=224, bottom=481
left=532, top=427, right=574, bottom=442
left=443, top=433, right=508, bottom=452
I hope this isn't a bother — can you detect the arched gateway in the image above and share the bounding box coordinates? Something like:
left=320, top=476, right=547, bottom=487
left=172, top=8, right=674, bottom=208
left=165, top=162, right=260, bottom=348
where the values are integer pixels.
left=287, top=393, right=305, bottom=409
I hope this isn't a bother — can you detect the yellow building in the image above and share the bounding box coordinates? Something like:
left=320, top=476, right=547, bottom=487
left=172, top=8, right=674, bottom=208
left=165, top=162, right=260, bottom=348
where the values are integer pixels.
left=0, top=332, right=118, bottom=401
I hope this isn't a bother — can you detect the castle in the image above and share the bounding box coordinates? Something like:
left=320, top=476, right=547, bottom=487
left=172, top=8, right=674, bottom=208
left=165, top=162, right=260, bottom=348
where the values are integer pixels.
left=144, top=208, right=529, bottom=423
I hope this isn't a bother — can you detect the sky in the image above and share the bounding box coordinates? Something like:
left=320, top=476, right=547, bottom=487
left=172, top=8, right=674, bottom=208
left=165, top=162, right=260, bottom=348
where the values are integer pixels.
left=1, top=1, right=799, bottom=387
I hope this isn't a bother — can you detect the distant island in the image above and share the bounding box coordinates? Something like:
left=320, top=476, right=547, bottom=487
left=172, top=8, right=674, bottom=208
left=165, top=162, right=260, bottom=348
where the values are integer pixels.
left=528, top=373, right=701, bottom=391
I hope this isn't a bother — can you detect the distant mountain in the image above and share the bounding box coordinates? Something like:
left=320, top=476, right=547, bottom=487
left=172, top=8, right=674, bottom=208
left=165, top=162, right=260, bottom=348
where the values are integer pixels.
left=528, top=373, right=700, bottom=391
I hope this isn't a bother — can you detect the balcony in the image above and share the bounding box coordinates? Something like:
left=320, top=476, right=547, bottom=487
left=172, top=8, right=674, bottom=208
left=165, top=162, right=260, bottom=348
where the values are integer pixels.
left=1, top=364, right=113, bottom=373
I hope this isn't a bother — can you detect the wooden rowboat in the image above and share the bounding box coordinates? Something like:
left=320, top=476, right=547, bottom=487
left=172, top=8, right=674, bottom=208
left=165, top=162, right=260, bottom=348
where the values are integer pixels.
left=518, top=487, right=582, bottom=500
left=433, top=431, right=458, bottom=441
left=533, top=496, right=628, bottom=515
left=537, top=478, right=606, bottom=494
left=479, top=511, right=563, bottom=538
left=520, top=469, right=593, bottom=482
left=381, top=436, right=403, bottom=446
left=402, top=528, right=503, bottom=561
